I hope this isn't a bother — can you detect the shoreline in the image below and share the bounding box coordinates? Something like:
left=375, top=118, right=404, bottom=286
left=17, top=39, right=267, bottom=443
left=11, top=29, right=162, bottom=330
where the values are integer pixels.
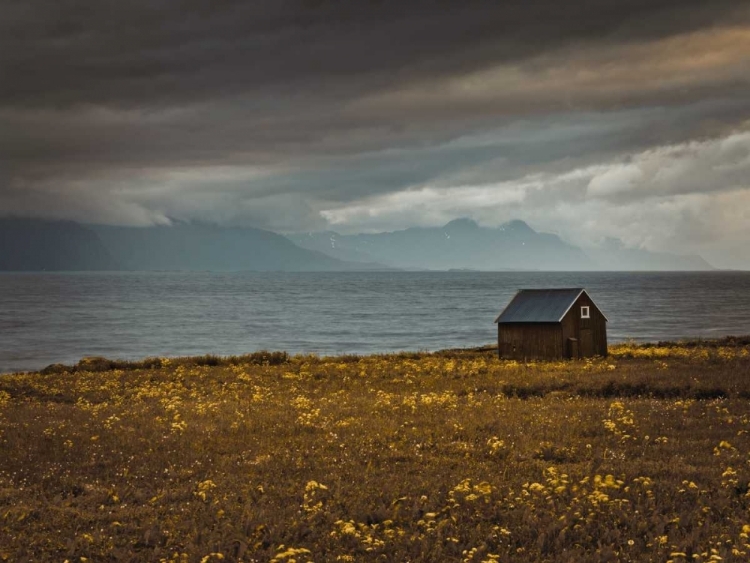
left=3, top=334, right=746, bottom=377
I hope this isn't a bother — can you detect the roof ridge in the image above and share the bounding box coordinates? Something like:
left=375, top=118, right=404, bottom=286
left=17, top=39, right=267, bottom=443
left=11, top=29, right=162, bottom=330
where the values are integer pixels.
left=518, top=287, right=583, bottom=291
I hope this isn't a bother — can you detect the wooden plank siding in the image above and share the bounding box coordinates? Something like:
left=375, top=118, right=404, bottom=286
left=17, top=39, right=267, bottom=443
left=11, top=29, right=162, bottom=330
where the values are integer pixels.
left=498, top=323, right=564, bottom=360
left=559, top=292, right=608, bottom=357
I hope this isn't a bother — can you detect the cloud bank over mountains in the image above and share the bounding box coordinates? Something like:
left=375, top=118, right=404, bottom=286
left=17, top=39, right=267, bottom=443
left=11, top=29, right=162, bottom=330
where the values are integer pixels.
left=320, top=128, right=750, bottom=262
left=1, top=1, right=749, bottom=267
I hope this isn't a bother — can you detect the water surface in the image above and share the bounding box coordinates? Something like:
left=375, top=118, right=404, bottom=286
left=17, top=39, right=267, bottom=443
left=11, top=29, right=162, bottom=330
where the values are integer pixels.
left=1, top=271, right=749, bottom=373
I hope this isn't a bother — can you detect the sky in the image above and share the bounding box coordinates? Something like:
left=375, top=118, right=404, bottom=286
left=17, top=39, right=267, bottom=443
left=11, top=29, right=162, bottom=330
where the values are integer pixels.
left=1, top=1, right=749, bottom=268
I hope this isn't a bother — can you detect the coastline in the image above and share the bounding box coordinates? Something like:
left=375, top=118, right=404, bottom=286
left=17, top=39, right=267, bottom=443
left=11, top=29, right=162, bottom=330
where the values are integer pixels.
left=2, top=335, right=746, bottom=377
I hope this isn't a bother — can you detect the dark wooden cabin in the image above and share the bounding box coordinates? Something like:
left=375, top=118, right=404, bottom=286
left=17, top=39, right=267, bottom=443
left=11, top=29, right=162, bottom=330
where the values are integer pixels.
left=494, top=288, right=608, bottom=360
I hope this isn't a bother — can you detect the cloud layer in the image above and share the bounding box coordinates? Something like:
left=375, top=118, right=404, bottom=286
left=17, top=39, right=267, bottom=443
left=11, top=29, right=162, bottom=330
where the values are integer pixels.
left=1, top=1, right=750, bottom=267
left=321, top=129, right=750, bottom=264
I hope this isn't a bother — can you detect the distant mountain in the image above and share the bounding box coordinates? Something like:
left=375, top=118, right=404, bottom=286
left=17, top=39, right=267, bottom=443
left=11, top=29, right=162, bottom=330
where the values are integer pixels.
left=288, top=219, right=715, bottom=271
left=89, top=221, right=388, bottom=271
left=586, top=238, right=713, bottom=271
left=288, top=219, right=593, bottom=270
left=0, top=217, right=120, bottom=271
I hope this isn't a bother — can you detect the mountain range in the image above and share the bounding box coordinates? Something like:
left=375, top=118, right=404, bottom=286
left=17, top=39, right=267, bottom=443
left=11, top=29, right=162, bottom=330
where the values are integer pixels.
left=0, top=217, right=713, bottom=271
left=288, top=219, right=713, bottom=271
left=0, top=218, right=384, bottom=271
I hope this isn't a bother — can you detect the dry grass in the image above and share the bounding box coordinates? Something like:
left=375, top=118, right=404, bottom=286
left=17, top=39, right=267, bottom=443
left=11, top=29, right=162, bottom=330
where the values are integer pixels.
left=1, top=342, right=750, bottom=562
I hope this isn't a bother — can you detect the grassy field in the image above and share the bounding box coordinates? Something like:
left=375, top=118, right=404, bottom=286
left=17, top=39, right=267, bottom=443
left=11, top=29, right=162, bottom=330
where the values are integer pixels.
left=2, top=341, right=750, bottom=562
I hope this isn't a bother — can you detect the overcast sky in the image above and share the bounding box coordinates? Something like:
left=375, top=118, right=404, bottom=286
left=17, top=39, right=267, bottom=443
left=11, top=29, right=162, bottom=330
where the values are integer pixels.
left=2, top=1, right=750, bottom=268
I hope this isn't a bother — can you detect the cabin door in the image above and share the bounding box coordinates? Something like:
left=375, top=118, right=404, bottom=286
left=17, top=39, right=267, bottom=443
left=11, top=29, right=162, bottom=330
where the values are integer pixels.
left=580, top=329, right=594, bottom=357
left=502, top=337, right=523, bottom=359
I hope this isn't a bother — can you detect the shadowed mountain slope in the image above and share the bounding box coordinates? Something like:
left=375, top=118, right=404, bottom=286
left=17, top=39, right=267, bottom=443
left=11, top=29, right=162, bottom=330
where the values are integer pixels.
left=89, top=222, right=388, bottom=271
left=0, top=218, right=121, bottom=271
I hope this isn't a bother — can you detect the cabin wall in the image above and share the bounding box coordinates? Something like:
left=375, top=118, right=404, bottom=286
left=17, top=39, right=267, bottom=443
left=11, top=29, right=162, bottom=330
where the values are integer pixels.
left=560, top=293, right=608, bottom=357
left=498, top=323, right=564, bottom=360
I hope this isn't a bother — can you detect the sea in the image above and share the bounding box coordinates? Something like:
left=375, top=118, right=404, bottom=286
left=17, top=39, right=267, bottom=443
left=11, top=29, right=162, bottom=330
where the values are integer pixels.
left=1, top=271, right=749, bottom=374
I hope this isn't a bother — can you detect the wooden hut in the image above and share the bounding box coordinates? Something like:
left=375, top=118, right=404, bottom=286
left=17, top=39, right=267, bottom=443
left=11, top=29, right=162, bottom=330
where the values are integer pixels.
left=494, top=288, right=608, bottom=360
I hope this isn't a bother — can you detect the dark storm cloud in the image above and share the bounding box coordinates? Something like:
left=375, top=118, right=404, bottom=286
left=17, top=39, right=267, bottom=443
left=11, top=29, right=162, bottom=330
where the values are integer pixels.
left=2, top=0, right=746, bottom=109
left=1, top=0, right=750, bottom=265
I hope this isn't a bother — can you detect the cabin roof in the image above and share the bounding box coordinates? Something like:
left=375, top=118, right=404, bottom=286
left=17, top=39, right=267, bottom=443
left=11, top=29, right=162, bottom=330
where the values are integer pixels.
left=494, top=288, right=607, bottom=323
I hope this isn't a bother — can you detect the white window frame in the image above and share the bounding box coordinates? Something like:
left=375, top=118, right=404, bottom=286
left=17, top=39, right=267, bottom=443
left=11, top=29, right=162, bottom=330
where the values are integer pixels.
left=581, top=306, right=590, bottom=319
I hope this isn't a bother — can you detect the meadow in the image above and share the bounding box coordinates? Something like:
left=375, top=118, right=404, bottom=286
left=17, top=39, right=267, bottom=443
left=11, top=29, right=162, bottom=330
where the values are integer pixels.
left=1, top=340, right=750, bottom=562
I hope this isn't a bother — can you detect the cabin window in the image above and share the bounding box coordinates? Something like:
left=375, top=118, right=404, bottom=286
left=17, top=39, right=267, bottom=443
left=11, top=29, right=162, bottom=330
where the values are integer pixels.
left=581, top=306, right=590, bottom=319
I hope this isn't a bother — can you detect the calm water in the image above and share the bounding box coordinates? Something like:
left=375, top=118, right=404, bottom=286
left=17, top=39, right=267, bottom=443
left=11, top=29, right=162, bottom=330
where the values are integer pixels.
left=1, top=271, right=749, bottom=373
